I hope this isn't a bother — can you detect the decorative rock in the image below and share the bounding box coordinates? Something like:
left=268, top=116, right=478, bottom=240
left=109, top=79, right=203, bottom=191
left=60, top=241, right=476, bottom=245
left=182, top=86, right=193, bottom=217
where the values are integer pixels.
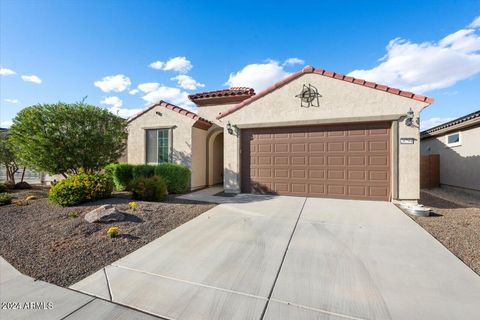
left=84, top=204, right=125, bottom=223
left=26, top=195, right=38, bottom=201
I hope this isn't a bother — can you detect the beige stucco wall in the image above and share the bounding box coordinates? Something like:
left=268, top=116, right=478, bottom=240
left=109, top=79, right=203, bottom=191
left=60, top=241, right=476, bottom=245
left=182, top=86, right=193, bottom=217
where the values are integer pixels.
left=191, top=127, right=208, bottom=189
left=197, top=103, right=237, bottom=125
left=421, top=125, right=480, bottom=191
left=127, top=104, right=195, bottom=172
left=220, top=73, right=429, bottom=200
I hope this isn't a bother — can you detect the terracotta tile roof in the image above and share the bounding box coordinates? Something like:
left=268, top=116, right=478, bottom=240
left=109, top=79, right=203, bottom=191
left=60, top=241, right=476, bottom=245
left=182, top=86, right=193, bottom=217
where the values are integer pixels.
left=421, top=110, right=480, bottom=138
left=217, top=65, right=434, bottom=119
left=189, top=87, right=255, bottom=106
left=127, top=100, right=213, bottom=130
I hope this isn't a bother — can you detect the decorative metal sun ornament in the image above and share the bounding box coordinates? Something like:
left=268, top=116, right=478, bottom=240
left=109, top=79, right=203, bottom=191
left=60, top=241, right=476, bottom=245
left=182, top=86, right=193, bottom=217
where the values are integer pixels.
left=295, top=84, right=321, bottom=108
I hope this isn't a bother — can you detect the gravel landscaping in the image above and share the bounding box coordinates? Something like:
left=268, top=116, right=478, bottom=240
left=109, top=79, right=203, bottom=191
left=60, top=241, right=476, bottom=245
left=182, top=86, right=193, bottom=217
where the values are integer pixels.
left=0, top=187, right=216, bottom=287
left=413, top=190, right=480, bottom=275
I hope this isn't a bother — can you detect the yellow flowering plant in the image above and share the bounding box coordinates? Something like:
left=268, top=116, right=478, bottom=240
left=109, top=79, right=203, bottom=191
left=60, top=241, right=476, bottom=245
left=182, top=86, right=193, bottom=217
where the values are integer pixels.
left=107, top=226, right=119, bottom=238
left=129, top=201, right=137, bottom=211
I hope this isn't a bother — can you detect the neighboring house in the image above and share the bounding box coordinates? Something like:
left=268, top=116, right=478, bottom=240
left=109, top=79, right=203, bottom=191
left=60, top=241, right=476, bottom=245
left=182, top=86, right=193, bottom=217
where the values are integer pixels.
left=420, top=110, right=480, bottom=193
left=127, top=65, right=434, bottom=201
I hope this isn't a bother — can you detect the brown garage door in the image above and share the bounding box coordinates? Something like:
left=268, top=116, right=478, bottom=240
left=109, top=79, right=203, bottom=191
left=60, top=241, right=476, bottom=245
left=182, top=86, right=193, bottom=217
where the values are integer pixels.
left=241, top=122, right=391, bottom=201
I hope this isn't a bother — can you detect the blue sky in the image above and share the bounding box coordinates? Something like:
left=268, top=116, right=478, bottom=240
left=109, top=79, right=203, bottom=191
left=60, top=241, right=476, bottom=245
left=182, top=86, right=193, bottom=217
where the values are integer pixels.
left=1, top=0, right=479, bottom=130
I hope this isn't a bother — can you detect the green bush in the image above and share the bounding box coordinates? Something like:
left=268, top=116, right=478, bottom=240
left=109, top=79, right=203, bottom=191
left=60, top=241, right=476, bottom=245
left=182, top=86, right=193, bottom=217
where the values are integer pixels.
left=154, top=163, right=191, bottom=194
left=105, top=163, right=134, bottom=191
left=48, top=173, right=113, bottom=206
left=132, top=164, right=155, bottom=179
left=129, top=176, right=167, bottom=202
left=0, top=183, right=6, bottom=193
left=0, top=193, right=13, bottom=206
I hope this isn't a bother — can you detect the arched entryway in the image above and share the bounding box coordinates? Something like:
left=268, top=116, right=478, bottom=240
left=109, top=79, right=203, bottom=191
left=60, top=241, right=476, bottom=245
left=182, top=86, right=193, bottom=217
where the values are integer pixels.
left=207, top=130, right=224, bottom=186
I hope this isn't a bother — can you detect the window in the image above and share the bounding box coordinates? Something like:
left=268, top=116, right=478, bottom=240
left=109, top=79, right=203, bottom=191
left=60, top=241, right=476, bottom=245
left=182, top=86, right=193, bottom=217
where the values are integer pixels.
left=146, top=129, right=170, bottom=164
left=446, top=132, right=461, bottom=147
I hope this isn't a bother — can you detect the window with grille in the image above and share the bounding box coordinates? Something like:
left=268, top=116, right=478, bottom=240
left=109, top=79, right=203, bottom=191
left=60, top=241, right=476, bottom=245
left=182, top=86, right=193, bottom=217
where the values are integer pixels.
left=146, top=129, right=170, bottom=164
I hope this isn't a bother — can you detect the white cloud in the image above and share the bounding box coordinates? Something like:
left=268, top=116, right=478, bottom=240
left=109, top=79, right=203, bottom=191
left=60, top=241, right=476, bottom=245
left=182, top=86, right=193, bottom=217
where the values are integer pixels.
left=94, top=74, right=131, bottom=93
left=129, top=89, right=139, bottom=95
left=100, top=96, right=122, bottom=108
left=283, top=57, right=305, bottom=66
left=21, top=74, right=42, bottom=84
left=225, top=60, right=290, bottom=92
left=171, top=75, right=205, bottom=90
left=108, top=106, right=143, bottom=119
left=469, top=16, right=480, bottom=28
left=1, top=120, right=13, bottom=128
left=141, top=85, right=196, bottom=111
left=137, top=82, right=160, bottom=93
left=150, top=57, right=193, bottom=74
left=348, top=21, right=480, bottom=93
left=149, top=60, right=164, bottom=70
left=0, top=68, right=16, bottom=76
left=163, top=56, right=192, bottom=73
left=4, top=98, right=19, bottom=104
left=421, top=117, right=455, bottom=131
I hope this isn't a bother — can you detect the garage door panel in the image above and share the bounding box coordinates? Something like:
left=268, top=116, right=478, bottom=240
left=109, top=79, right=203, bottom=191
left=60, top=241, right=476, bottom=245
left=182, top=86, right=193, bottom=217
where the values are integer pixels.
left=348, top=185, right=367, bottom=196
left=274, top=156, right=289, bottom=165
left=241, top=122, right=391, bottom=201
left=309, top=169, right=325, bottom=179
left=327, top=170, right=346, bottom=180
left=327, top=156, right=345, bottom=166
left=369, top=141, right=388, bottom=152
left=291, top=157, right=306, bottom=165
left=327, top=142, right=345, bottom=152
left=310, top=156, right=326, bottom=166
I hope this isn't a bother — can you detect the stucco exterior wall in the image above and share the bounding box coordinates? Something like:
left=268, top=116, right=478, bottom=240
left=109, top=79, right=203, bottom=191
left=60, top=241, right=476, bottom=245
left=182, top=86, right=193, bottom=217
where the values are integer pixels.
left=221, top=73, right=429, bottom=200
left=197, top=103, right=237, bottom=126
left=421, top=125, right=480, bottom=191
left=127, top=104, right=195, bottom=167
left=191, top=127, right=208, bottom=189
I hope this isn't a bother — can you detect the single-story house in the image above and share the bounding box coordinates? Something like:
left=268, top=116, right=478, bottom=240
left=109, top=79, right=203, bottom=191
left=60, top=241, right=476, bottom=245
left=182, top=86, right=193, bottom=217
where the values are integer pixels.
left=127, top=65, right=434, bottom=202
left=420, top=110, right=480, bottom=193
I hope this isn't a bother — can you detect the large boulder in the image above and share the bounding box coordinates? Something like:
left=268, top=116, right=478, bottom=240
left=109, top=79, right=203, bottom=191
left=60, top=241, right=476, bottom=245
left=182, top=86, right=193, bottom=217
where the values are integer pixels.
left=84, top=204, right=125, bottom=223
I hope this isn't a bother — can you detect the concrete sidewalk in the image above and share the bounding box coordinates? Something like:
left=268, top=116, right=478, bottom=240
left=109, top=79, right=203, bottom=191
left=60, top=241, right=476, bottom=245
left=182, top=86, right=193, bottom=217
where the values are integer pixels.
left=0, top=257, right=163, bottom=320
left=57, top=197, right=480, bottom=319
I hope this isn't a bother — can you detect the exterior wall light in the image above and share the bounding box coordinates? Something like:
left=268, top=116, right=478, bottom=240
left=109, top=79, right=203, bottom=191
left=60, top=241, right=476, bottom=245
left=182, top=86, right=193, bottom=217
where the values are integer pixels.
left=405, top=108, right=415, bottom=126
left=226, top=121, right=237, bottom=136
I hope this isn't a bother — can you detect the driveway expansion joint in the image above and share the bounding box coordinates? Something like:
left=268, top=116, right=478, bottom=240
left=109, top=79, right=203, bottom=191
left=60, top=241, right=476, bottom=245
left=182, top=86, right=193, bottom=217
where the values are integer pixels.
left=112, top=264, right=269, bottom=300
left=103, top=267, right=113, bottom=301
left=270, top=298, right=368, bottom=320
left=259, top=197, right=308, bottom=320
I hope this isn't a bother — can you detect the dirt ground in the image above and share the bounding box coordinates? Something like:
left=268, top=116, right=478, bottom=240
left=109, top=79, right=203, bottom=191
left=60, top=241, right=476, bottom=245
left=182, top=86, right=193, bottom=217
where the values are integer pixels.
left=0, top=187, right=216, bottom=287
left=414, top=190, right=480, bottom=275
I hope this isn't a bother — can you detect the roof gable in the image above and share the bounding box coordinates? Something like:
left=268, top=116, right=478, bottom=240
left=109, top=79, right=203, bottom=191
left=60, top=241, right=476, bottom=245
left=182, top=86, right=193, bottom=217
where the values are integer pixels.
left=127, top=101, right=212, bottom=130
left=218, top=66, right=434, bottom=119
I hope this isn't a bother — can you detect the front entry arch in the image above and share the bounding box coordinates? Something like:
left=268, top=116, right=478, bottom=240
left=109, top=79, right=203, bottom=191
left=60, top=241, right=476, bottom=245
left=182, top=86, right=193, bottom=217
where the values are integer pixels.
left=207, top=130, right=224, bottom=186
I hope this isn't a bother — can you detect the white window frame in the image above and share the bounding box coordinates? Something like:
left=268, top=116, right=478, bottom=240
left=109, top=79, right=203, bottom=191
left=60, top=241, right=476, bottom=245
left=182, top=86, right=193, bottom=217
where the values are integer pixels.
left=445, top=131, right=461, bottom=147
left=145, top=127, right=172, bottom=164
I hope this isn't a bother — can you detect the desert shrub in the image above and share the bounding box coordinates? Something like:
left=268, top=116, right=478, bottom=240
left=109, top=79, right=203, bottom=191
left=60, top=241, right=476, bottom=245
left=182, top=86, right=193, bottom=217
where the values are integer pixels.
left=0, top=183, right=6, bottom=192
left=48, top=173, right=113, bottom=206
left=105, top=163, right=134, bottom=191
left=154, top=163, right=191, bottom=194
left=0, top=193, right=13, bottom=206
left=129, top=176, right=167, bottom=202
left=132, top=164, right=155, bottom=179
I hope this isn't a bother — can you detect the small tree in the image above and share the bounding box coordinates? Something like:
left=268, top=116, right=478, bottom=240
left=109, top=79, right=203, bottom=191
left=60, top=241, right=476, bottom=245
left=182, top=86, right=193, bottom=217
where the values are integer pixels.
left=0, top=132, right=19, bottom=185
left=9, top=102, right=127, bottom=177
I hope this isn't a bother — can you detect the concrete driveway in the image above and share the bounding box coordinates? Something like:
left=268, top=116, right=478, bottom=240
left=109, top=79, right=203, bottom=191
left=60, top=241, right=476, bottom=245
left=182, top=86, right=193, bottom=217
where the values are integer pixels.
left=72, top=196, right=480, bottom=320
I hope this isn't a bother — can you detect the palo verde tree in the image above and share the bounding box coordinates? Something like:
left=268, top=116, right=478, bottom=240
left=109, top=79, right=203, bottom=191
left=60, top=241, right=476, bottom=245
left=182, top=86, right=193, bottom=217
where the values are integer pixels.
left=9, top=101, right=128, bottom=177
